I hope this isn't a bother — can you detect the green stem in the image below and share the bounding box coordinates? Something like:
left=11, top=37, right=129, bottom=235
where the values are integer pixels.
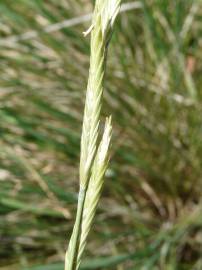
left=65, top=188, right=86, bottom=270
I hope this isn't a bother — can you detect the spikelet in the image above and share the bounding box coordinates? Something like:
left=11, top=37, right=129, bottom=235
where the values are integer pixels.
left=76, top=117, right=112, bottom=269
left=79, top=0, right=121, bottom=189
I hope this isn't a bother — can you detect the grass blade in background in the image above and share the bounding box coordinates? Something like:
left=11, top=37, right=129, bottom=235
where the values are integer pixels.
left=0, top=0, right=202, bottom=269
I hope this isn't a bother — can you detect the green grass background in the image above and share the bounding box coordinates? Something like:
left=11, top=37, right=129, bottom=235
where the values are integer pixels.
left=0, top=0, right=202, bottom=269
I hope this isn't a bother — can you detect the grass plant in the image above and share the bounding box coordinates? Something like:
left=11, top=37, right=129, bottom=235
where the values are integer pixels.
left=65, top=1, right=121, bottom=269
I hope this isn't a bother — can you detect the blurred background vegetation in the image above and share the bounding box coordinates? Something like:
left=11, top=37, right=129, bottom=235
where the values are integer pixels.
left=0, top=0, right=202, bottom=269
